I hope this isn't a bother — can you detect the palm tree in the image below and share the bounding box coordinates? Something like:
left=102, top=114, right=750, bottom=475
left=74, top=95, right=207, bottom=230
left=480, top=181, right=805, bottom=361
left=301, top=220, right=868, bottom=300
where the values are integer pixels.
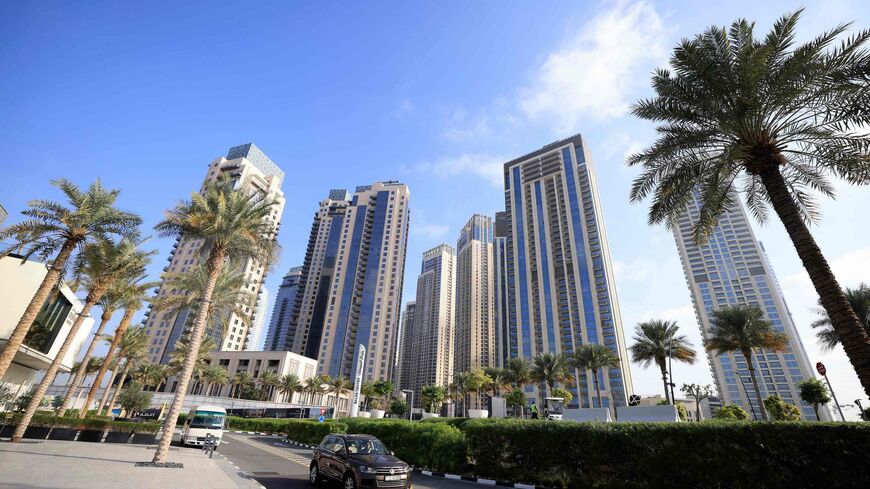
left=531, top=352, right=571, bottom=400
left=484, top=367, right=509, bottom=397
left=627, top=9, right=870, bottom=397
left=572, top=344, right=621, bottom=410
left=360, top=382, right=377, bottom=411
left=257, top=370, right=281, bottom=401
left=99, top=326, right=148, bottom=415
left=450, top=371, right=472, bottom=417
left=232, top=371, right=255, bottom=398
left=812, top=284, right=870, bottom=350
left=151, top=176, right=278, bottom=464
left=151, top=262, right=257, bottom=345
left=57, top=279, right=129, bottom=416
left=304, top=376, right=325, bottom=405
left=705, top=305, right=789, bottom=420
left=327, top=376, right=351, bottom=418
left=504, top=357, right=531, bottom=418
left=278, top=374, right=302, bottom=403
left=80, top=273, right=156, bottom=418
left=169, top=336, right=217, bottom=394
left=629, top=320, right=697, bottom=403
left=0, top=179, right=140, bottom=381
left=134, top=363, right=164, bottom=390
left=12, top=237, right=153, bottom=442
left=198, top=365, right=229, bottom=397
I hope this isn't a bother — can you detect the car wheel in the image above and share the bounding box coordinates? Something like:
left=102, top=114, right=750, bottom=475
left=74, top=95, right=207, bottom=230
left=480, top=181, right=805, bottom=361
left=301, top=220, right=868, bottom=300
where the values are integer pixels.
left=309, top=463, right=320, bottom=486
left=343, top=473, right=356, bottom=489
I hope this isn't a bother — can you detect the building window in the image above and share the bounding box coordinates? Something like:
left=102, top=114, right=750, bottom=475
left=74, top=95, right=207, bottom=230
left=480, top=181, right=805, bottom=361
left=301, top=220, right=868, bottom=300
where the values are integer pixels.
left=23, top=289, right=73, bottom=354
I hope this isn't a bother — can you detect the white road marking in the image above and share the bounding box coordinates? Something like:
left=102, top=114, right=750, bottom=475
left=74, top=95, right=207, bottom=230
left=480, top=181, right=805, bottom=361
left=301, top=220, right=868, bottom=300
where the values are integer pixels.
left=225, top=433, right=310, bottom=467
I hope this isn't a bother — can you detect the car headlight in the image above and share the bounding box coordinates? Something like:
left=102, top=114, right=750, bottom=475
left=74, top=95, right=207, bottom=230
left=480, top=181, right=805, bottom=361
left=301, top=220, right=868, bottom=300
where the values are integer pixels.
left=402, top=465, right=411, bottom=473
left=359, top=466, right=376, bottom=474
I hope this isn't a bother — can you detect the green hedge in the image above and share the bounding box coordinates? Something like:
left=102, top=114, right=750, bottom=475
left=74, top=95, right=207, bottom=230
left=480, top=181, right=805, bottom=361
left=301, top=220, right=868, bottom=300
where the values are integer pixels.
left=462, top=419, right=870, bottom=488
left=343, top=418, right=465, bottom=473
left=2, top=414, right=160, bottom=434
left=285, top=419, right=347, bottom=445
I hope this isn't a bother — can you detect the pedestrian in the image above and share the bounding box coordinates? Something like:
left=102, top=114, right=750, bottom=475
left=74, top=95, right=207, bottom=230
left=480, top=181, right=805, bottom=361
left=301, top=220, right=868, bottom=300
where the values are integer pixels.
left=530, top=401, right=539, bottom=419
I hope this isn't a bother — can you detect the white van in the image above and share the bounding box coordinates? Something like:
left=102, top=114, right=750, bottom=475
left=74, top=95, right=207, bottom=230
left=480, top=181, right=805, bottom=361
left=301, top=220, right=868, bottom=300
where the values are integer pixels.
left=182, top=405, right=227, bottom=447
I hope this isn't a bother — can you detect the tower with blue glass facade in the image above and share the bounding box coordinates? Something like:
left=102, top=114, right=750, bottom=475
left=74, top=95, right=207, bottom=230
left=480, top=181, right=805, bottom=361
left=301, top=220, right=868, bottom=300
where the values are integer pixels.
left=286, top=182, right=410, bottom=382
left=502, top=134, right=633, bottom=409
left=264, top=266, right=303, bottom=351
left=674, top=194, right=830, bottom=420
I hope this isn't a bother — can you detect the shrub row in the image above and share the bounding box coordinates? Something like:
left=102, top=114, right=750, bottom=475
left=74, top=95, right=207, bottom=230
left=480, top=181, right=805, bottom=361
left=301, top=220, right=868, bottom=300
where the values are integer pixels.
left=343, top=418, right=466, bottom=473
left=2, top=414, right=160, bottom=434
left=462, top=419, right=870, bottom=488
left=284, top=418, right=347, bottom=445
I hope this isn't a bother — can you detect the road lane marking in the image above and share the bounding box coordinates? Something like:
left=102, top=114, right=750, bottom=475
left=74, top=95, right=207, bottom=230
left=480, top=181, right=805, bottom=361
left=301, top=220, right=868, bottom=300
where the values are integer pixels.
left=225, top=433, right=310, bottom=467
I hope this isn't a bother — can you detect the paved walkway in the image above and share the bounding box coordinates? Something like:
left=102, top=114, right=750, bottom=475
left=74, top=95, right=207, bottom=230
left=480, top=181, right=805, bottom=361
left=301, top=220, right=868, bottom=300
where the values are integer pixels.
left=0, top=439, right=262, bottom=489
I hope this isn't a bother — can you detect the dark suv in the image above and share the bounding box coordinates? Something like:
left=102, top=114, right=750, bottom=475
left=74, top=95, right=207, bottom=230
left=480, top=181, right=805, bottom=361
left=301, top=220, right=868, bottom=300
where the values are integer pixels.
left=310, top=434, right=412, bottom=489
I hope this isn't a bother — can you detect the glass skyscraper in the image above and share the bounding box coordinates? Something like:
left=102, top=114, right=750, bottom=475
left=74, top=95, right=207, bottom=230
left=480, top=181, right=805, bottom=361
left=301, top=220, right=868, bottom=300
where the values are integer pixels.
left=286, top=182, right=410, bottom=382
left=674, top=193, right=829, bottom=420
left=454, top=215, right=496, bottom=375
left=264, top=266, right=303, bottom=351
left=502, top=134, right=633, bottom=408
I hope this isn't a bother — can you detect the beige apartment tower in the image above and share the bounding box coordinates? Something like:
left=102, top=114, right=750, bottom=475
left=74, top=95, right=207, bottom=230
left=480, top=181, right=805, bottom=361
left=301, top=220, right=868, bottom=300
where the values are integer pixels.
left=143, top=143, right=286, bottom=363
left=403, top=245, right=455, bottom=408
left=454, top=215, right=496, bottom=375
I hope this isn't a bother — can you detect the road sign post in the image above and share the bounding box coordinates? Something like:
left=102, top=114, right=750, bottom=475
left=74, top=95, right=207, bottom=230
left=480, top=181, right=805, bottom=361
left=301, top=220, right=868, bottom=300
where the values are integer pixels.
left=817, top=362, right=846, bottom=421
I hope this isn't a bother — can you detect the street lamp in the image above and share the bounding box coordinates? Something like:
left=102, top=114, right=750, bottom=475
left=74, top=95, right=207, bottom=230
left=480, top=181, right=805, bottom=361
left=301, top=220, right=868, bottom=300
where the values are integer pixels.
left=401, top=389, right=414, bottom=421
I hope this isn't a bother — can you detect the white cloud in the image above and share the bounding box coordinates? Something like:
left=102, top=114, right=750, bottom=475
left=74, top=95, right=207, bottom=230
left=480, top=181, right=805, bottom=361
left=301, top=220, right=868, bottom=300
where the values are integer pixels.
left=393, top=98, right=413, bottom=118
left=518, top=0, right=667, bottom=131
left=403, top=153, right=506, bottom=187
left=442, top=108, right=493, bottom=142
left=415, top=223, right=450, bottom=238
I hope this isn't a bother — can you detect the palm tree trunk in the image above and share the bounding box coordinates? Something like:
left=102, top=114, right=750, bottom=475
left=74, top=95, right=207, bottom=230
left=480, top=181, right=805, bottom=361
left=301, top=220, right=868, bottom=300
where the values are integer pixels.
left=72, top=386, right=85, bottom=413
left=79, top=308, right=134, bottom=419
left=105, top=361, right=131, bottom=416
left=695, top=400, right=701, bottom=422
left=98, top=360, right=124, bottom=415
left=12, top=291, right=101, bottom=442
left=760, top=167, right=870, bottom=397
left=152, top=252, right=225, bottom=464
left=659, top=363, right=671, bottom=404
left=57, top=310, right=113, bottom=416
left=743, top=350, right=768, bottom=421
left=813, top=404, right=820, bottom=421
left=0, top=239, right=78, bottom=381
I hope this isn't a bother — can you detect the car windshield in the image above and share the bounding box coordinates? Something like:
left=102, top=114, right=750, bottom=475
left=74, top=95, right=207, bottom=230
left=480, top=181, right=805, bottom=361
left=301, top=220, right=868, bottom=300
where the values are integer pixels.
left=190, top=411, right=225, bottom=429
left=346, top=438, right=389, bottom=455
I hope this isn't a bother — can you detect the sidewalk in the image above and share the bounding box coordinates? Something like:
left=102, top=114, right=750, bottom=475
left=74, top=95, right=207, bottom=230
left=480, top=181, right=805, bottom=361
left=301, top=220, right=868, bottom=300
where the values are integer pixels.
left=0, top=439, right=262, bottom=489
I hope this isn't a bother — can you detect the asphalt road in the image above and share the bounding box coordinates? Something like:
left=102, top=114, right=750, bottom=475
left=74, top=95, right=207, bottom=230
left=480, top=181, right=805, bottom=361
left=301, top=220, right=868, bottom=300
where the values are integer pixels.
left=216, top=432, right=476, bottom=489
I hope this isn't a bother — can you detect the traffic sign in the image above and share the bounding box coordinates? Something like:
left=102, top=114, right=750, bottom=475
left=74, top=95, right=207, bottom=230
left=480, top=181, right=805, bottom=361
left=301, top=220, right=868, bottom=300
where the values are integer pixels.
left=628, top=394, right=641, bottom=406
left=816, top=362, right=827, bottom=376
left=318, top=415, right=325, bottom=423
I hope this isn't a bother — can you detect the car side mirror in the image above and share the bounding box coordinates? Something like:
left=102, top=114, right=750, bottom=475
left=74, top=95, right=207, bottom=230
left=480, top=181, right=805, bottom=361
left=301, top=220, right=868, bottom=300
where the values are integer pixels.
left=338, top=448, right=348, bottom=458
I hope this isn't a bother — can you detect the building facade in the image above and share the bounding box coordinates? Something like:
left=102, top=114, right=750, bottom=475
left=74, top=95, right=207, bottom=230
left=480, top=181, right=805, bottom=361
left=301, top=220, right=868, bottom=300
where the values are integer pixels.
left=674, top=194, right=829, bottom=420
left=1, top=255, right=93, bottom=403
left=396, top=301, right=416, bottom=389
left=502, top=134, right=633, bottom=409
left=286, top=182, right=411, bottom=382
left=493, top=211, right=510, bottom=367
left=142, top=143, right=286, bottom=364
left=454, top=215, right=496, bottom=378
left=246, top=286, right=269, bottom=350
left=404, top=245, right=455, bottom=407
left=264, top=267, right=303, bottom=351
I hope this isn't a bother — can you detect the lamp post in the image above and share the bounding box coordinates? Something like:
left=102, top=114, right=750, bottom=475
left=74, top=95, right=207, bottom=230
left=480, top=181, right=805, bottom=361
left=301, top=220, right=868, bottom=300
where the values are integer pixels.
left=401, top=389, right=414, bottom=421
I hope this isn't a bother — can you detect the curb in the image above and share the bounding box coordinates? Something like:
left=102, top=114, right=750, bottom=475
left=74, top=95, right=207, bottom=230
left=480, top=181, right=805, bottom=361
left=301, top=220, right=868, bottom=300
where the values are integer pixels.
left=229, top=430, right=273, bottom=436
left=282, top=438, right=552, bottom=489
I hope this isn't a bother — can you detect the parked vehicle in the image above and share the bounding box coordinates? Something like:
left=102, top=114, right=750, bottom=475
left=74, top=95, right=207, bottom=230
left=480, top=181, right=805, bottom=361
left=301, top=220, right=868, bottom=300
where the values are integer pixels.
left=181, top=405, right=226, bottom=447
left=544, top=397, right=564, bottom=420
left=310, top=434, right=412, bottom=489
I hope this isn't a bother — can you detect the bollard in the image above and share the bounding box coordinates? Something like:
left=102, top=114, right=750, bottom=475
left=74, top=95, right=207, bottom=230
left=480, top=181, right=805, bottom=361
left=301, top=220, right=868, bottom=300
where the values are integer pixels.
left=203, top=433, right=217, bottom=458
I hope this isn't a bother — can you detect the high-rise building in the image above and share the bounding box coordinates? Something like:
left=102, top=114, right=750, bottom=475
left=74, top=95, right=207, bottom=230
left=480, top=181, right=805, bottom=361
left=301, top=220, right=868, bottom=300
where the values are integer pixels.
left=454, top=215, right=496, bottom=380
left=674, top=194, right=829, bottom=420
left=396, top=301, right=416, bottom=389
left=502, top=134, right=633, bottom=408
left=287, top=182, right=410, bottom=382
left=493, top=211, right=510, bottom=368
left=264, top=266, right=303, bottom=352
left=0, top=203, right=7, bottom=226
left=403, top=245, right=455, bottom=407
left=246, top=286, right=269, bottom=351
left=143, top=143, right=286, bottom=364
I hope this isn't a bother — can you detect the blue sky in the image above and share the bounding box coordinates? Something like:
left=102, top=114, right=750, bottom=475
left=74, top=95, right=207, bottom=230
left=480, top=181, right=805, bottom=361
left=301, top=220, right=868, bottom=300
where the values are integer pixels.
left=2, top=0, right=868, bottom=417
